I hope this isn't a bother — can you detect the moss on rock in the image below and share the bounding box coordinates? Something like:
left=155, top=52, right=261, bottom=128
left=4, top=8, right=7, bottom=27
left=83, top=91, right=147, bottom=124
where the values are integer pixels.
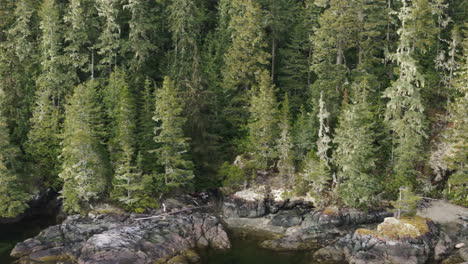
left=356, top=216, right=431, bottom=240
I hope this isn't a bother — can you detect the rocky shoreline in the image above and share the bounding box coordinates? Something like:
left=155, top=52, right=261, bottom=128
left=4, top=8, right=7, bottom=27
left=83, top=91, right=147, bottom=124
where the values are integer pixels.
left=8, top=188, right=468, bottom=264
left=11, top=195, right=230, bottom=264
left=221, top=186, right=468, bottom=264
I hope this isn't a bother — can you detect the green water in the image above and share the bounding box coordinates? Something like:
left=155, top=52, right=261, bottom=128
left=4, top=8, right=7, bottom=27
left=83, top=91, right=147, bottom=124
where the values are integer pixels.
left=0, top=216, right=56, bottom=264
left=200, top=230, right=314, bottom=264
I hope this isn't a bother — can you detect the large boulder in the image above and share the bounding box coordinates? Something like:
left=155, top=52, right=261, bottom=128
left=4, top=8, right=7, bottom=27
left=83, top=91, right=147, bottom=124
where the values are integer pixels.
left=258, top=207, right=393, bottom=251
left=11, top=211, right=230, bottom=264
left=335, top=216, right=438, bottom=264
left=222, top=189, right=267, bottom=218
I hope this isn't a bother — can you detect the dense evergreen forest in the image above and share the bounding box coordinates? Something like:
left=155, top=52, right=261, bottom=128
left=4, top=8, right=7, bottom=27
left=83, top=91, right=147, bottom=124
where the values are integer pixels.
left=0, top=0, right=466, bottom=217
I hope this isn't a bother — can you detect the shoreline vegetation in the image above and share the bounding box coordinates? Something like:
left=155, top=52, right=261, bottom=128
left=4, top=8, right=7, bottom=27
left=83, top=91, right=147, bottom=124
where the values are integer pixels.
left=7, top=190, right=468, bottom=264
left=0, top=1, right=467, bottom=262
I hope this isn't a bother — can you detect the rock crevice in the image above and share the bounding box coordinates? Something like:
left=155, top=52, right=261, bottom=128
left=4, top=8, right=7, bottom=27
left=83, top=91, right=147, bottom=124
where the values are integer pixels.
left=11, top=211, right=230, bottom=264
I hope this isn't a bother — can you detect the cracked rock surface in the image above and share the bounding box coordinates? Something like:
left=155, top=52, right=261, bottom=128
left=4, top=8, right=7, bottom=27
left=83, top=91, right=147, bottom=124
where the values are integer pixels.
left=11, top=211, right=230, bottom=264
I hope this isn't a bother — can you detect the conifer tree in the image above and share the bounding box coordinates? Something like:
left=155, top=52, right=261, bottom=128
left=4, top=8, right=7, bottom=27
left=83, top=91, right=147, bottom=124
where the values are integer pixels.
left=436, top=26, right=461, bottom=90
left=264, top=0, right=295, bottom=80
left=299, top=92, right=332, bottom=202
left=384, top=0, right=427, bottom=188
left=37, top=0, right=76, bottom=100
left=313, top=0, right=360, bottom=66
left=125, top=0, right=158, bottom=71
left=442, top=29, right=467, bottom=206
left=26, top=0, right=75, bottom=187
left=137, top=78, right=157, bottom=174
left=0, top=89, right=29, bottom=218
left=277, top=95, right=295, bottom=180
left=300, top=150, right=330, bottom=204
left=0, top=0, right=39, bottom=146
left=25, top=89, right=61, bottom=188
left=334, top=78, right=381, bottom=208
left=104, top=69, right=131, bottom=166
left=410, top=0, right=438, bottom=55
left=276, top=1, right=319, bottom=113
left=356, top=0, right=387, bottom=73
left=202, top=0, right=232, bottom=97
left=96, top=0, right=120, bottom=70
left=317, top=92, right=332, bottom=165
left=168, top=0, right=202, bottom=89
left=168, top=0, right=221, bottom=186
left=292, top=105, right=316, bottom=163
left=310, top=0, right=361, bottom=123
left=391, top=186, right=421, bottom=218
left=0, top=0, right=15, bottom=41
left=223, top=0, right=269, bottom=92
left=153, top=76, right=194, bottom=190
left=64, top=0, right=97, bottom=75
left=59, top=81, right=109, bottom=213
left=410, top=0, right=440, bottom=105
left=247, top=70, right=278, bottom=170
left=222, top=0, right=270, bottom=132
left=107, top=69, right=147, bottom=210
left=5, top=0, right=38, bottom=62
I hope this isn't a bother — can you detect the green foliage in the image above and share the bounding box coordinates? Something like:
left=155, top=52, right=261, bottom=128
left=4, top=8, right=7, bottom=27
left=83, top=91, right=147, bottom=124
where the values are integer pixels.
left=0, top=0, right=466, bottom=213
left=445, top=171, right=467, bottom=207
left=105, top=69, right=157, bottom=211
left=292, top=106, right=316, bottom=163
left=153, top=76, right=194, bottom=191
left=300, top=150, right=331, bottom=205
left=0, top=89, right=29, bottom=218
left=137, top=78, right=157, bottom=174
left=26, top=0, right=75, bottom=188
left=59, top=81, right=110, bottom=214
left=316, top=92, right=332, bottom=164
left=219, top=162, right=246, bottom=193
left=247, top=70, right=278, bottom=171
left=64, top=0, right=97, bottom=75
left=263, top=0, right=297, bottom=80
left=277, top=95, right=295, bottom=180
left=0, top=0, right=39, bottom=147
left=221, top=0, right=270, bottom=135
left=390, top=187, right=421, bottom=218
left=126, top=0, right=159, bottom=71
left=222, top=0, right=269, bottom=92
left=95, top=0, right=121, bottom=70
left=442, top=29, right=468, bottom=206
left=334, top=78, right=381, bottom=208
left=25, top=88, right=62, bottom=189
left=276, top=1, right=315, bottom=113
left=168, top=0, right=202, bottom=88
left=384, top=0, right=427, bottom=189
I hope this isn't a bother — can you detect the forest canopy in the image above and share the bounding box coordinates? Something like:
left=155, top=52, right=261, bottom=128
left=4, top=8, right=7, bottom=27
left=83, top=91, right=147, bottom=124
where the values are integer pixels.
left=0, top=0, right=466, bottom=216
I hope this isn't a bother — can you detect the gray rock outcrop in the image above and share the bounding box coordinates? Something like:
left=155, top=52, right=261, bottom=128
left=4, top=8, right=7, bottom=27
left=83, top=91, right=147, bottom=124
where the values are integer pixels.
left=11, top=211, right=230, bottom=264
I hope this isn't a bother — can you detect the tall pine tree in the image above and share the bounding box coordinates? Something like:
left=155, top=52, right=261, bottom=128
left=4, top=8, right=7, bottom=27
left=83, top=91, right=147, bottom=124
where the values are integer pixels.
left=153, top=76, right=194, bottom=191
left=96, top=0, right=121, bottom=71
left=247, top=70, right=278, bottom=171
left=26, top=0, right=75, bottom=187
left=222, top=0, right=270, bottom=135
left=59, top=81, right=109, bottom=213
left=442, top=28, right=467, bottom=206
left=334, top=78, right=381, bottom=208
left=0, top=89, right=29, bottom=218
left=277, top=95, right=295, bottom=181
left=384, top=0, right=427, bottom=188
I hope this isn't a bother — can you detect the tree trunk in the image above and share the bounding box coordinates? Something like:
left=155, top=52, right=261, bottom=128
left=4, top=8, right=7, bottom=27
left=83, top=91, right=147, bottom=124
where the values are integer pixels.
left=271, top=38, right=276, bottom=81
left=336, top=40, right=343, bottom=65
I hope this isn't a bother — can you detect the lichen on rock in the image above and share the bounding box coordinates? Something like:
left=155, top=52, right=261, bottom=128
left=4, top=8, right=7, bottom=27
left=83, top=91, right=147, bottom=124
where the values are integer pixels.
left=355, top=216, right=431, bottom=240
